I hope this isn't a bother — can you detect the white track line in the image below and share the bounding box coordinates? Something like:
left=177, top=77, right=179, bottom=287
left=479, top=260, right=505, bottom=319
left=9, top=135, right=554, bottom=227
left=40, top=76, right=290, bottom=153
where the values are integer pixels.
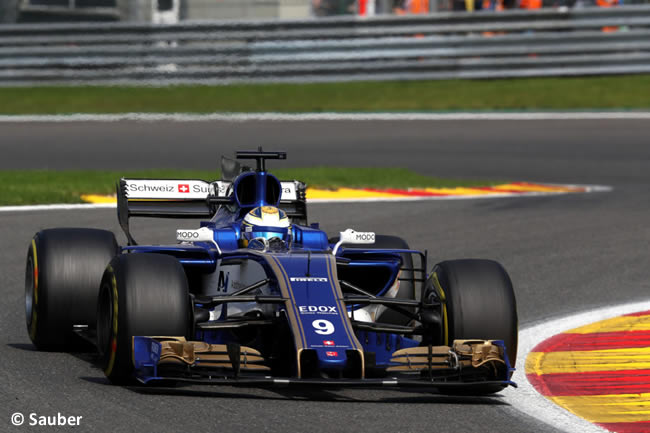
left=0, top=112, right=650, bottom=122
left=503, top=301, right=650, bottom=433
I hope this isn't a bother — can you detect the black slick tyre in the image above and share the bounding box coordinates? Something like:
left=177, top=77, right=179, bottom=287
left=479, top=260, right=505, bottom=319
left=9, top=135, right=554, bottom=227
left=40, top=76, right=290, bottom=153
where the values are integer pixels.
left=25, top=228, right=118, bottom=350
left=96, top=253, right=190, bottom=385
left=429, top=259, right=518, bottom=394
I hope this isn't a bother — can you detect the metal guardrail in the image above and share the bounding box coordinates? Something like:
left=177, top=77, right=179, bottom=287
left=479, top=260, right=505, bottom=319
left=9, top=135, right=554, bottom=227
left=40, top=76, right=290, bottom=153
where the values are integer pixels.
left=1, top=5, right=650, bottom=85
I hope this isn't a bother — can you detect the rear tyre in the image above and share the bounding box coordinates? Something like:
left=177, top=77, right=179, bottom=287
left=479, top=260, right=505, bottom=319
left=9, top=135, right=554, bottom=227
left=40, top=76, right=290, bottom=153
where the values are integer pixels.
left=25, top=228, right=118, bottom=350
left=97, top=253, right=190, bottom=385
left=429, top=259, right=518, bottom=395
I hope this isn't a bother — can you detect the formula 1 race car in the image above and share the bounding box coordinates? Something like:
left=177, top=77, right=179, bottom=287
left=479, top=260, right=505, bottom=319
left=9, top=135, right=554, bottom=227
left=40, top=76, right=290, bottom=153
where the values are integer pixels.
left=25, top=149, right=518, bottom=394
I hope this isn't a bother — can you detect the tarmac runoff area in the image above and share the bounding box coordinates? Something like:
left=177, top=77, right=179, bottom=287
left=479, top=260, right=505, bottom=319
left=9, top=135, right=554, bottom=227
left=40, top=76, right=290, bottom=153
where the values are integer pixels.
left=76, top=182, right=611, bottom=206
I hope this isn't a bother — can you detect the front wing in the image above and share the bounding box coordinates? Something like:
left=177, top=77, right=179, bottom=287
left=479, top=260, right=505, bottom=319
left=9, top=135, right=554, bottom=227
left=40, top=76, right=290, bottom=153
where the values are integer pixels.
left=132, top=337, right=516, bottom=391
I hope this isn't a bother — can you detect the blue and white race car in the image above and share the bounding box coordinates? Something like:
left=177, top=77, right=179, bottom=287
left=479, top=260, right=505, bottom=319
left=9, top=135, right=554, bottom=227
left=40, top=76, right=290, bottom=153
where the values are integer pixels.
left=25, top=149, right=517, bottom=394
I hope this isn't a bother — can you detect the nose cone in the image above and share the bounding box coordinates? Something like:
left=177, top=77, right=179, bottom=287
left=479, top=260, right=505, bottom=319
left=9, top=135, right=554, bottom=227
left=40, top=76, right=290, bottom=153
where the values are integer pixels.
left=316, top=348, right=348, bottom=371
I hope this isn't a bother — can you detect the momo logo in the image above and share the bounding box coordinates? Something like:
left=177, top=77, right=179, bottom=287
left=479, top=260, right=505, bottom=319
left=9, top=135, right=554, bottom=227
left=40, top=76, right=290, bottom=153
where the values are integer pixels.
left=176, top=227, right=214, bottom=244
left=298, top=306, right=338, bottom=315
left=178, top=184, right=190, bottom=193
left=177, top=230, right=199, bottom=240
left=355, top=232, right=375, bottom=242
left=290, top=277, right=328, bottom=282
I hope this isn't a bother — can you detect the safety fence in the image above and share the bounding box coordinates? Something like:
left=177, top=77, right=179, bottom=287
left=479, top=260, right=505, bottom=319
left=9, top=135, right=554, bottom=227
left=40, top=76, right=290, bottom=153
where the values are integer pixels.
left=0, top=5, right=649, bottom=85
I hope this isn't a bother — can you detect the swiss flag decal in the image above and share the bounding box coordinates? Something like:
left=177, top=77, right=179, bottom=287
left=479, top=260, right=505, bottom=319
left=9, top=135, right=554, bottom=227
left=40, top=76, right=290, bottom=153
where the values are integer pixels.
left=326, top=351, right=338, bottom=357
left=178, top=184, right=190, bottom=193
left=323, top=341, right=335, bottom=346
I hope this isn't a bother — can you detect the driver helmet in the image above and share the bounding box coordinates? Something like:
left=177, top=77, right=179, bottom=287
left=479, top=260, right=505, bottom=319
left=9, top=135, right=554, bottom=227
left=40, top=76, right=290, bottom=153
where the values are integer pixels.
left=241, top=206, right=291, bottom=247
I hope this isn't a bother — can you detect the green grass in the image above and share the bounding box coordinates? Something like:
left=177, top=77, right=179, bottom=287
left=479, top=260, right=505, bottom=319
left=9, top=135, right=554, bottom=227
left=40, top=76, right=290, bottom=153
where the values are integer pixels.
left=1, top=75, right=650, bottom=114
left=0, top=168, right=500, bottom=206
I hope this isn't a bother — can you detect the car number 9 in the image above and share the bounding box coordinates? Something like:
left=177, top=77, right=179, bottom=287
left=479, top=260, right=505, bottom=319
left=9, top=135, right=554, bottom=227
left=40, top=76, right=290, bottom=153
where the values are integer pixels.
left=312, top=319, right=335, bottom=335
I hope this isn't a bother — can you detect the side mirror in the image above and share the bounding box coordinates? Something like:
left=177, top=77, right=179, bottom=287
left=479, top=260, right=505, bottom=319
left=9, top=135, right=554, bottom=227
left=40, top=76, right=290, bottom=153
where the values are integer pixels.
left=176, top=227, right=221, bottom=254
left=332, top=228, right=375, bottom=255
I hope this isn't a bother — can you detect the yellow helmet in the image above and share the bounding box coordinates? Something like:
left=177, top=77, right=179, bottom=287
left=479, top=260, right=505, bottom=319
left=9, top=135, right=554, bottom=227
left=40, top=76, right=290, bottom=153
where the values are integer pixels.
left=241, top=206, right=291, bottom=244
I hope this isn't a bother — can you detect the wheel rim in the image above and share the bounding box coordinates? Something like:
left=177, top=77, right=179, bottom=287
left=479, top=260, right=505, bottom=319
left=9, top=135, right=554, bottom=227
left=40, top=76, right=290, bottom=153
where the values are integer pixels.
left=25, top=255, right=34, bottom=328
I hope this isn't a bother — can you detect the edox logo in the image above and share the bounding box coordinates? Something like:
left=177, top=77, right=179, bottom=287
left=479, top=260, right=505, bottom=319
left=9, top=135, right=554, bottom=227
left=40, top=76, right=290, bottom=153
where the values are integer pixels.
left=298, top=306, right=338, bottom=314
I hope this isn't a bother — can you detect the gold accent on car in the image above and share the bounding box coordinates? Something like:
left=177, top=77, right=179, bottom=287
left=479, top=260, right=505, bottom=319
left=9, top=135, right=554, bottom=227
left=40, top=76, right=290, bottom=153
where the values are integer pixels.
left=386, top=340, right=505, bottom=372
left=156, top=338, right=270, bottom=371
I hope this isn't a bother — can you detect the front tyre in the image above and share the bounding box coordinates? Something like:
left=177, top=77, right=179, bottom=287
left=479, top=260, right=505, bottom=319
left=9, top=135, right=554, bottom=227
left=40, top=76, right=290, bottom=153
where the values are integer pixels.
left=429, top=259, right=518, bottom=395
left=97, top=253, right=190, bottom=385
left=26, top=228, right=118, bottom=350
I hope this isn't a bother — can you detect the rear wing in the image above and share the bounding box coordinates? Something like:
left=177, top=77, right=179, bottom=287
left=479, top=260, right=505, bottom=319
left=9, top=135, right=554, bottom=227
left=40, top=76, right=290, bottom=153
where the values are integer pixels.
left=117, top=178, right=307, bottom=245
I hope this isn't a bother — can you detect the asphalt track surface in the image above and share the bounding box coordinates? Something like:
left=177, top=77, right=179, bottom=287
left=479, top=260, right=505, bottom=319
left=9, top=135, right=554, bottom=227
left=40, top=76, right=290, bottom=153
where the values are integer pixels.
left=2, top=119, right=650, bottom=433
